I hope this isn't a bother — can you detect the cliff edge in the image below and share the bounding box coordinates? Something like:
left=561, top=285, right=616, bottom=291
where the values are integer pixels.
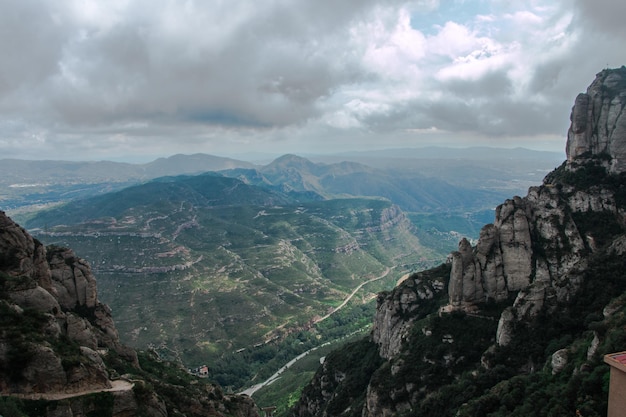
left=296, top=68, right=626, bottom=417
left=0, top=211, right=258, bottom=417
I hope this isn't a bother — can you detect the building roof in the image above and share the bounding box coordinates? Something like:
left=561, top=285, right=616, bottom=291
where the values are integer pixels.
left=604, top=351, right=626, bottom=373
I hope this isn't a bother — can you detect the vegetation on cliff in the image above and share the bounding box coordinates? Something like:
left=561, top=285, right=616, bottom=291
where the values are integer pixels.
left=293, top=68, right=626, bottom=417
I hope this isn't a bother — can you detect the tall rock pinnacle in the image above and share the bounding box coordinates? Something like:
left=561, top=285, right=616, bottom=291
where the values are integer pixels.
left=446, top=67, right=626, bottom=313
left=566, top=66, right=626, bottom=173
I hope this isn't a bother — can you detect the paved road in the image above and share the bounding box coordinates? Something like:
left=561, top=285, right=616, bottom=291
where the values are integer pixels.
left=240, top=268, right=392, bottom=396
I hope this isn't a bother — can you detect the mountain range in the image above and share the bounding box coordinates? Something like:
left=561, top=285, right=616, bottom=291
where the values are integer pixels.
left=1, top=146, right=561, bottom=216
left=221, top=153, right=506, bottom=212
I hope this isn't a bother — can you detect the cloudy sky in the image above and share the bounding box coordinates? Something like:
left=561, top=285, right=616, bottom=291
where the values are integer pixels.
left=1, top=0, right=625, bottom=162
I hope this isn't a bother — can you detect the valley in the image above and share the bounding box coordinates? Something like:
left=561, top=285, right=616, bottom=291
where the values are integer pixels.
left=2, top=147, right=564, bottom=402
left=24, top=170, right=433, bottom=388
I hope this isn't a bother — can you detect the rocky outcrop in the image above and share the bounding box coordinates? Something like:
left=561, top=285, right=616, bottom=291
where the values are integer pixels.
left=445, top=68, right=626, bottom=326
left=48, top=248, right=98, bottom=310
left=566, top=66, right=626, bottom=173
left=446, top=184, right=591, bottom=316
left=372, top=269, right=446, bottom=359
left=0, top=212, right=134, bottom=395
left=295, top=68, right=626, bottom=417
left=1, top=211, right=260, bottom=417
left=0, top=212, right=52, bottom=291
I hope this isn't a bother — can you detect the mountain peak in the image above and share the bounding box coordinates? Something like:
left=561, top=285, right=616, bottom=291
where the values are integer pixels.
left=566, top=66, right=626, bottom=173
left=269, top=153, right=317, bottom=167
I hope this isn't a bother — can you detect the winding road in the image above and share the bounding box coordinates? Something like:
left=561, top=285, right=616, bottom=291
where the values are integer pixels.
left=240, top=267, right=393, bottom=396
left=314, top=267, right=391, bottom=324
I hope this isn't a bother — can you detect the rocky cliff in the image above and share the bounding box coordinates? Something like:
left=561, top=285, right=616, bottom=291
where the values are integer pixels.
left=0, top=212, right=135, bottom=395
left=446, top=67, right=626, bottom=347
left=566, top=66, right=626, bottom=173
left=295, top=68, right=626, bottom=417
left=0, top=211, right=258, bottom=417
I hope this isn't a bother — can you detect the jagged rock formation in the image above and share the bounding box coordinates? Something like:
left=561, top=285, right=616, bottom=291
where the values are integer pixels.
left=0, top=212, right=135, bottom=396
left=567, top=66, right=626, bottom=173
left=372, top=266, right=447, bottom=359
left=446, top=68, right=626, bottom=346
left=0, top=211, right=259, bottom=417
left=295, top=68, right=626, bottom=417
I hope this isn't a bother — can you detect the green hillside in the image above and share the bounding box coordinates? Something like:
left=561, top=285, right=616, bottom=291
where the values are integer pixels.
left=27, top=173, right=436, bottom=389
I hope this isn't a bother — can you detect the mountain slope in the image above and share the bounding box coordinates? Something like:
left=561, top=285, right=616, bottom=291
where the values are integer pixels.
left=294, top=68, right=626, bottom=417
left=0, top=211, right=258, bottom=417
left=25, top=173, right=435, bottom=382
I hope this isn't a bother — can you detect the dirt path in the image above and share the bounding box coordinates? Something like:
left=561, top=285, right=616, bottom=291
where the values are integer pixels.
left=2, top=379, right=134, bottom=401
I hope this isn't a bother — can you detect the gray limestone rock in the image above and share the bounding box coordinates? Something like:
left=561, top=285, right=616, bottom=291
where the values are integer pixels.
left=566, top=67, right=626, bottom=173
left=21, top=345, right=67, bottom=393
left=0, top=211, right=139, bottom=394
left=496, top=307, right=515, bottom=346
left=551, top=349, right=569, bottom=375
left=372, top=288, right=416, bottom=359
left=65, top=313, right=98, bottom=350
left=48, top=247, right=98, bottom=310
left=372, top=276, right=446, bottom=359
left=8, top=286, right=61, bottom=315
left=0, top=212, right=52, bottom=291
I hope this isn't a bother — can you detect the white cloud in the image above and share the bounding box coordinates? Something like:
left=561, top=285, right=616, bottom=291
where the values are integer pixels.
left=0, top=0, right=625, bottom=161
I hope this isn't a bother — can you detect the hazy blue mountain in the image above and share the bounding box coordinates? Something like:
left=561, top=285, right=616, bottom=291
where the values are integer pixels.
left=222, top=154, right=507, bottom=213
left=2, top=148, right=557, bottom=216
left=142, top=153, right=255, bottom=177
left=309, top=146, right=563, bottom=194
left=0, top=154, right=254, bottom=213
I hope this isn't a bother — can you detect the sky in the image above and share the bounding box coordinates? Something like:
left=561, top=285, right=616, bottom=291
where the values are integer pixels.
left=1, top=0, right=625, bottom=162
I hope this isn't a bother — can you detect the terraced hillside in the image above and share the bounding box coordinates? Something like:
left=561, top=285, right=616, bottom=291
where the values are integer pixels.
left=26, top=173, right=434, bottom=372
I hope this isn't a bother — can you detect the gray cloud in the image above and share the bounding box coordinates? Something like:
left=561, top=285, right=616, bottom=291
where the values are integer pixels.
left=1, top=0, right=626, bottom=161
left=573, top=0, right=626, bottom=38
left=37, top=0, right=380, bottom=131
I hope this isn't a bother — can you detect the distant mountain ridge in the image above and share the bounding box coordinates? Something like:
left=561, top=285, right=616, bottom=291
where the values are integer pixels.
left=221, top=154, right=505, bottom=213
left=0, top=153, right=255, bottom=214
left=2, top=147, right=560, bottom=215
left=1, top=153, right=254, bottom=183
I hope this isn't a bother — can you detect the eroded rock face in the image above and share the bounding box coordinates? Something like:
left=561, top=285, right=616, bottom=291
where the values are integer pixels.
left=0, top=213, right=52, bottom=291
left=444, top=69, right=626, bottom=314
left=372, top=274, right=446, bottom=359
left=443, top=69, right=626, bottom=353
left=0, top=210, right=135, bottom=395
left=48, top=247, right=98, bottom=310
left=566, top=66, right=626, bottom=173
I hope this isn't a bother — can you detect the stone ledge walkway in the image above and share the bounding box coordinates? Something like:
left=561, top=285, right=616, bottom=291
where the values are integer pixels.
left=1, top=379, right=134, bottom=401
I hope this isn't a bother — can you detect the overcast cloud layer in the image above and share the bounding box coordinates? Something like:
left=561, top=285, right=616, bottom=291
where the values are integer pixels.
left=1, top=0, right=625, bottom=161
